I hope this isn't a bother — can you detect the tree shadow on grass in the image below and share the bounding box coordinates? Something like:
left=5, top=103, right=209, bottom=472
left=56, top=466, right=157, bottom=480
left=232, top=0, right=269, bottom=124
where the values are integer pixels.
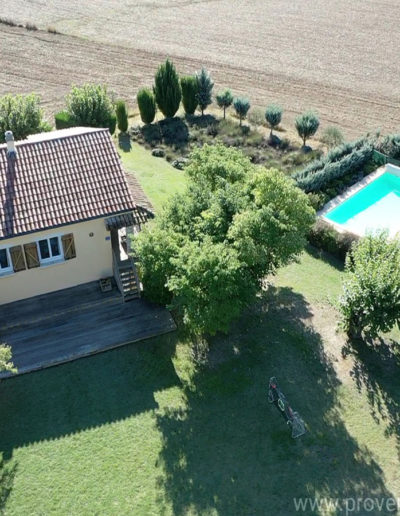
left=343, top=336, right=400, bottom=459
left=155, top=287, right=397, bottom=515
left=0, top=333, right=180, bottom=459
left=307, top=244, right=345, bottom=272
left=185, top=114, right=217, bottom=129
left=118, top=132, right=132, bottom=152
left=0, top=455, right=17, bottom=512
left=158, top=117, right=189, bottom=148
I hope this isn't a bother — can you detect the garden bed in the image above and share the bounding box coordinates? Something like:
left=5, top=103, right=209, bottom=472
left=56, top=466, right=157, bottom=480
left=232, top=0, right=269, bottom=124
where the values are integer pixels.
left=129, top=115, right=321, bottom=174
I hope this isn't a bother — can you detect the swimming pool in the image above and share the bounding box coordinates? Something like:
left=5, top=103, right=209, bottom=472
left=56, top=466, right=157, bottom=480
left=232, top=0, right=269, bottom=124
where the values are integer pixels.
left=323, top=165, right=400, bottom=237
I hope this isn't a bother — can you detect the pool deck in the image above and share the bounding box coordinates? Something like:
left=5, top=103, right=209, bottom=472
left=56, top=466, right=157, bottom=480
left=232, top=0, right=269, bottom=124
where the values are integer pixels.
left=317, top=165, right=388, bottom=236
left=0, top=281, right=176, bottom=378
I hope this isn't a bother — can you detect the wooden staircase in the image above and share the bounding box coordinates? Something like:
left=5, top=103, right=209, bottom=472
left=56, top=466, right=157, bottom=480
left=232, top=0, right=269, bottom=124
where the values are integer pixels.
left=113, top=252, right=140, bottom=301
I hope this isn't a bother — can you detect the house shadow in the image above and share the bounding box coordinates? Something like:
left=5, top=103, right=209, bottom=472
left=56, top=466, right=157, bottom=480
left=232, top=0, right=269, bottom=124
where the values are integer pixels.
left=155, top=287, right=398, bottom=515
left=0, top=332, right=180, bottom=458
left=343, top=336, right=400, bottom=458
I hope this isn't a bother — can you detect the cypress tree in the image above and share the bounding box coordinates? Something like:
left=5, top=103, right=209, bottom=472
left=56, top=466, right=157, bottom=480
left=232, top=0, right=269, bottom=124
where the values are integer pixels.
left=153, top=59, right=181, bottom=119
left=137, top=88, right=156, bottom=125
left=180, top=75, right=198, bottom=115
left=196, top=68, right=214, bottom=116
left=116, top=100, right=129, bottom=132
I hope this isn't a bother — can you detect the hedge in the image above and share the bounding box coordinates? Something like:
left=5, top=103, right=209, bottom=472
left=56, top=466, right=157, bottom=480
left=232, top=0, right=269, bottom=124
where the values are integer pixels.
left=308, top=219, right=359, bottom=261
left=55, top=111, right=74, bottom=130
left=293, top=137, right=368, bottom=183
left=376, top=133, right=400, bottom=160
left=295, top=143, right=373, bottom=193
left=55, top=110, right=116, bottom=134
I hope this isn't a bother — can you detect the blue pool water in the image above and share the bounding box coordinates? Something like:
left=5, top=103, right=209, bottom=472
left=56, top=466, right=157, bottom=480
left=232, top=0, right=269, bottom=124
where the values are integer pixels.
left=324, top=171, right=400, bottom=236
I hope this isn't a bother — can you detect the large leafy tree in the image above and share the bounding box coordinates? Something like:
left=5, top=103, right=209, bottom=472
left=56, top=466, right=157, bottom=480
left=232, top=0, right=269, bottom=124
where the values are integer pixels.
left=0, top=93, right=44, bottom=142
left=153, top=59, right=182, bottom=118
left=66, top=83, right=116, bottom=133
left=339, top=232, right=400, bottom=339
left=133, top=144, right=315, bottom=337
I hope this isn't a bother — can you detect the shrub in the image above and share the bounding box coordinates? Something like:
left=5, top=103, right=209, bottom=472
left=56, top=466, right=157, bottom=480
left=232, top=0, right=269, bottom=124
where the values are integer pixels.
left=196, top=68, right=214, bottom=116
left=308, top=219, right=358, bottom=261
left=265, top=104, right=283, bottom=137
left=295, top=143, right=373, bottom=193
left=66, top=83, right=116, bottom=133
left=180, top=76, right=198, bottom=115
left=294, top=138, right=368, bottom=182
left=25, top=22, right=38, bottom=31
left=321, top=126, right=344, bottom=148
left=247, top=107, right=265, bottom=126
left=137, top=88, right=156, bottom=125
left=154, top=59, right=181, bottom=119
left=377, top=133, right=400, bottom=160
left=0, top=93, right=43, bottom=142
left=55, top=110, right=74, bottom=129
left=133, top=144, right=314, bottom=337
left=339, top=232, right=400, bottom=339
left=216, top=89, right=233, bottom=119
left=0, top=18, right=17, bottom=27
left=307, top=192, right=327, bottom=211
left=295, top=111, right=320, bottom=147
left=233, top=97, right=250, bottom=126
left=115, top=100, right=128, bottom=133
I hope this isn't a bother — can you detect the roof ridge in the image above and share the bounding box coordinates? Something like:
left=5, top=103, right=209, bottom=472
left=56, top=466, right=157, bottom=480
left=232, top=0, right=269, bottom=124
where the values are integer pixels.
left=0, top=127, right=109, bottom=151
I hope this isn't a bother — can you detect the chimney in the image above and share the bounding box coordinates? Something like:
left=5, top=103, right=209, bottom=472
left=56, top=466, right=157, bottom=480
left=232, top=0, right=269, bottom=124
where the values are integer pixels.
left=5, top=131, right=17, bottom=158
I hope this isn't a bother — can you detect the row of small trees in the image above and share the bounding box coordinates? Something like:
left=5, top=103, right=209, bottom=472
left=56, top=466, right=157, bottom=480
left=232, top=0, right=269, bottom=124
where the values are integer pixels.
left=0, top=73, right=321, bottom=147
left=136, top=60, right=215, bottom=124
left=136, top=59, right=258, bottom=127
left=135, top=59, right=322, bottom=147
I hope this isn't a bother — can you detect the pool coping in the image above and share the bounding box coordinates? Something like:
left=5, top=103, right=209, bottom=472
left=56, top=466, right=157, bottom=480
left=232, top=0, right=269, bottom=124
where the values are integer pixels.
left=317, top=164, right=398, bottom=236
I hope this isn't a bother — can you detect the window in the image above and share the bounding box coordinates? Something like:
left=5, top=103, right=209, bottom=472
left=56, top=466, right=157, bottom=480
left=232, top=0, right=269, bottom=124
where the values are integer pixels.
left=0, top=247, right=13, bottom=275
left=37, top=236, right=62, bottom=264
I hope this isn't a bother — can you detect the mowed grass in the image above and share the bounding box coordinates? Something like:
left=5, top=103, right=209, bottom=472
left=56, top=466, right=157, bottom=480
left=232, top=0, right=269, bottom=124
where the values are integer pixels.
left=118, top=138, right=187, bottom=212
left=1, top=146, right=399, bottom=515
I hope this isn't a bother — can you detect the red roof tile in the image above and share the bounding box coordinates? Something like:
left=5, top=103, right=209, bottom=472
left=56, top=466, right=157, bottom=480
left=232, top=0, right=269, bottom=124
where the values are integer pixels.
left=0, top=128, right=151, bottom=240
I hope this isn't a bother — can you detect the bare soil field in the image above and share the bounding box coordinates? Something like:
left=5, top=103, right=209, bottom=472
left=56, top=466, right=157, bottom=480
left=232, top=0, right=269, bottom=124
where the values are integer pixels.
left=1, top=0, right=400, bottom=137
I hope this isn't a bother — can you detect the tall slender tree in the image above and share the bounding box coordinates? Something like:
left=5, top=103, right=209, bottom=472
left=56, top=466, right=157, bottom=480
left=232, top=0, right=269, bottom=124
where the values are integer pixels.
left=196, top=68, right=214, bottom=116
left=180, top=76, right=198, bottom=115
left=153, top=59, right=182, bottom=119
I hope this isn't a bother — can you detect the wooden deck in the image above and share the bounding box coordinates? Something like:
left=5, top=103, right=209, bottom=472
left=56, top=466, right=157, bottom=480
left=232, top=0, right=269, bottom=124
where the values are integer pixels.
left=0, top=281, right=176, bottom=378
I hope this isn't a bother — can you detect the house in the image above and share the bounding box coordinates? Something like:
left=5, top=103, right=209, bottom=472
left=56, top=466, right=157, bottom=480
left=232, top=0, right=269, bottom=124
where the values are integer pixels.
left=0, top=127, right=153, bottom=305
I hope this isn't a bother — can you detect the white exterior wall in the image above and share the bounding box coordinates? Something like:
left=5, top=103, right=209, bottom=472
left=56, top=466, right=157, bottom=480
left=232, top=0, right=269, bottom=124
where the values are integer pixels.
left=0, top=218, right=113, bottom=305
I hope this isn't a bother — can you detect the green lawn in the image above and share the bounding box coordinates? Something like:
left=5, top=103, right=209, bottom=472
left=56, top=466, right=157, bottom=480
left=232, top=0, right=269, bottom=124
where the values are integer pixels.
left=118, top=137, right=187, bottom=211
left=1, top=145, right=399, bottom=515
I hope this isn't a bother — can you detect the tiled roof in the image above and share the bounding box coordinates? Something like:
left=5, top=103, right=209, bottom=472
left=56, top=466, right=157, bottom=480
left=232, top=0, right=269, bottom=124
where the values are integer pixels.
left=0, top=128, right=152, bottom=240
